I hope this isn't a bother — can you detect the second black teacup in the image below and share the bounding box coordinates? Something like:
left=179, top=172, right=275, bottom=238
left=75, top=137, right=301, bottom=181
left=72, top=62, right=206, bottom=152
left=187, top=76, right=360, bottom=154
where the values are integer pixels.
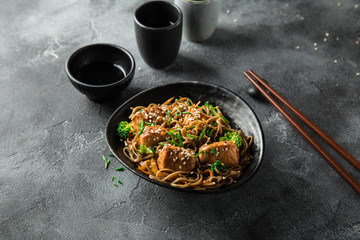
left=134, top=1, right=182, bottom=69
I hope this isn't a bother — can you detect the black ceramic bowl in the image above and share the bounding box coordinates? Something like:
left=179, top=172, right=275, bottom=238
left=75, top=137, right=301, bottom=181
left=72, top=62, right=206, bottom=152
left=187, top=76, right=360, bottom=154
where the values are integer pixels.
left=65, top=43, right=135, bottom=102
left=106, top=82, right=264, bottom=193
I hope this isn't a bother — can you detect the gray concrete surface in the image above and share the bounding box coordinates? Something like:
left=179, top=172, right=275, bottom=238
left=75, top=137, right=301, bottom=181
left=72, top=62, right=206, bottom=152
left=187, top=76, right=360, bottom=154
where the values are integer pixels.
left=1, top=0, right=360, bottom=239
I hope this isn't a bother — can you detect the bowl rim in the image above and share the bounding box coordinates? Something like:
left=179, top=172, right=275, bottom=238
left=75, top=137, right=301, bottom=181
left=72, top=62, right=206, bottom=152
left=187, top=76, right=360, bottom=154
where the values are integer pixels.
left=105, top=81, right=265, bottom=194
left=65, top=43, right=135, bottom=88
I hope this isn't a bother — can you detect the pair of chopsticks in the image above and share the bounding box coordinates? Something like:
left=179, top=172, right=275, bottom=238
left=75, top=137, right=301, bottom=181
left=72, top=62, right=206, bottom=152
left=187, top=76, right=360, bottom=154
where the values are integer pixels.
left=244, top=70, right=360, bottom=195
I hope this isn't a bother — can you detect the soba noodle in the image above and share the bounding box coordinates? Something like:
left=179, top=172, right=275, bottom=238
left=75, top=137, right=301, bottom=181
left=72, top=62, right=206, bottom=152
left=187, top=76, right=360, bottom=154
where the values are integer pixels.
left=120, top=97, right=254, bottom=190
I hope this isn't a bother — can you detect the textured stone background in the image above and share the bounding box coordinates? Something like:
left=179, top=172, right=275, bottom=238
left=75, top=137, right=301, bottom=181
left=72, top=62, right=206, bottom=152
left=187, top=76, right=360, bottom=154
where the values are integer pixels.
left=1, top=0, right=360, bottom=239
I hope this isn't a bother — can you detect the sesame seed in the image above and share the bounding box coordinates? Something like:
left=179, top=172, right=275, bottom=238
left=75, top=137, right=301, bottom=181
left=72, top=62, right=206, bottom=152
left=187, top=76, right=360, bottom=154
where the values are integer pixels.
left=356, top=41, right=359, bottom=45
left=336, top=37, right=340, bottom=41
left=314, top=47, right=318, bottom=51
left=337, top=2, right=341, bottom=7
left=325, top=32, right=329, bottom=37
left=223, top=177, right=226, bottom=179
left=355, top=4, right=359, bottom=9
left=226, top=9, right=230, bottom=14
left=334, top=60, right=338, bottom=63
left=183, top=162, right=186, bottom=165
left=179, top=166, right=182, bottom=169
left=295, top=46, right=300, bottom=49
left=138, top=67, right=142, bottom=71
left=233, top=19, right=237, bottom=22
left=314, top=42, right=317, bottom=46
left=323, top=38, right=327, bottom=42
left=356, top=73, right=360, bottom=76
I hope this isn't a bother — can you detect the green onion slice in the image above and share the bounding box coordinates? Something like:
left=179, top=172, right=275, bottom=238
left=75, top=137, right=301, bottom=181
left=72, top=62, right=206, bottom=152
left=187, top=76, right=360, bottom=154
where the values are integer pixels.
left=194, top=151, right=203, bottom=157
left=198, top=127, right=207, bottom=141
left=211, top=146, right=216, bottom=155
left=220, top=115, right=229, bottom=124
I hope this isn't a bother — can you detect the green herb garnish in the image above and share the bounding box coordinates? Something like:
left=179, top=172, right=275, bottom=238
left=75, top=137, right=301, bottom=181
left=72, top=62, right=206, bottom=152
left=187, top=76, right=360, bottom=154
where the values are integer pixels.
left=194, top=151, right=203, bottom=157
left=198, top=127, right=207, bottom=141
left=210, top=146, right=216, bottom=155
left=211, top=160, right=227, bottom=174
left=220, top=115, right=230, bottom=124
left=176, top=108, right=182, bottom=115
left=186, top=133, right=197, bottom=140
left=115, top=167, right=124, bottom=171
left=102, top=155, right=110, bottom=168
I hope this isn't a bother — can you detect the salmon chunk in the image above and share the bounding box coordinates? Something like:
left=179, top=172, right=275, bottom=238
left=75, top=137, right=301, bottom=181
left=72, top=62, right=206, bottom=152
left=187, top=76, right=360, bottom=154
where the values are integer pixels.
left=157, top=145, right=196, bottom=171
left=183, top=106, right=209, bottom=125
left=138, top=126, right=168, bottom=147
left=131, top=106, right=167, bottom=131
left=198, top=141, right=239, bottom=167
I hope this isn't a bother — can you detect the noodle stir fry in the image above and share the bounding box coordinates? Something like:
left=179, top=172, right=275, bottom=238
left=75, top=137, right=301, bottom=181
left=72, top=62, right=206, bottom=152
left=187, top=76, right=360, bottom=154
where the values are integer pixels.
left=117, top=97, right=254, bottom=190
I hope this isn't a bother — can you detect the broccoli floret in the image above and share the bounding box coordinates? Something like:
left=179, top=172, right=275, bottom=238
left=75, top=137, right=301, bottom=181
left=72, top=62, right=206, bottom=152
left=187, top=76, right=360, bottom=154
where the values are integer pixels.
left=138, top=145, right=154, bottom=155
left=211, top=160, right=227, bottom=174
left=203, top=101, right=219, bottom=116
left=219, top=131, right=243, bottom=148
left=117, top=121, right=134, bottom=140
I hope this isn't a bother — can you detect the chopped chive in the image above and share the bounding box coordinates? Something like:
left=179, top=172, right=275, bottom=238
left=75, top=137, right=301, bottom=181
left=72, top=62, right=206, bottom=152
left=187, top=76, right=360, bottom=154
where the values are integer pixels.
left=188, top=125, right=196, bottom=130
left=158, top=142, right=167, bottom=146
left=111, top=176, right=115, bottom=181
left=176, top=132, right=184, bottom=146
left=113, top=183, right=118, bottom=187
left=115, top=167, right=125, bottom=171
left=194, top=151, right=203, bottom=157
left=212, top=122, right=217, bottom=127
left=139, top=119, right=144, bottom=129
left=149, top=147, right=156, bottom=155
left=186, top=133, right=197, bottom=140
left=211, top=146, right=216, bottom=155
left=144, top=121, right=156, bottom=126
left=167, top=139, right=183, bottom=147
left=220, top=115, right=229, bottom=124
left=176, top=108, right=182, bottom=115
left=187, top=98, right=191, bottom=107
left=104, top=140, right=107, bottom=143
left=113, top=177, right=123, bottom=184
left=102, top=155, right=110, bottom=169
left=176, top=132, right=184, bottom=141
left=175, top=98, right=178, bottom=102
left=167, top=110, right=171, bottom=116
left=207, top=128, right=214, bottom=137
left=182, top=111, right=190, bottom=114
left=108, top=154, right=115, bottom=157
left=205, top=151, right=209, bottom=156
left=167, top=116, right=172, bottom=125
left=198, top=127, right=207, bottom=141
left=137, top=126, right=146, bottom=136
left=175, top=112, right=178, bottom=118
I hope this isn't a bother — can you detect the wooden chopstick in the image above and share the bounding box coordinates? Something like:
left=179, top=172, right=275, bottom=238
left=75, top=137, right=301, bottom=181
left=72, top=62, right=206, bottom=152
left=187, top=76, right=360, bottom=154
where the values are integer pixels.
left=247, top=70, right=360, bottom=172
left=244, top=70, right=360, bottom=195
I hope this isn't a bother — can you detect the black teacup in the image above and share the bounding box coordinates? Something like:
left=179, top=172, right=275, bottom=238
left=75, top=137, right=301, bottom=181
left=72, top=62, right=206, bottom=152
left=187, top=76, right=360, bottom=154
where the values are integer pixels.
left=134, top=1, right=182, bottom=69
